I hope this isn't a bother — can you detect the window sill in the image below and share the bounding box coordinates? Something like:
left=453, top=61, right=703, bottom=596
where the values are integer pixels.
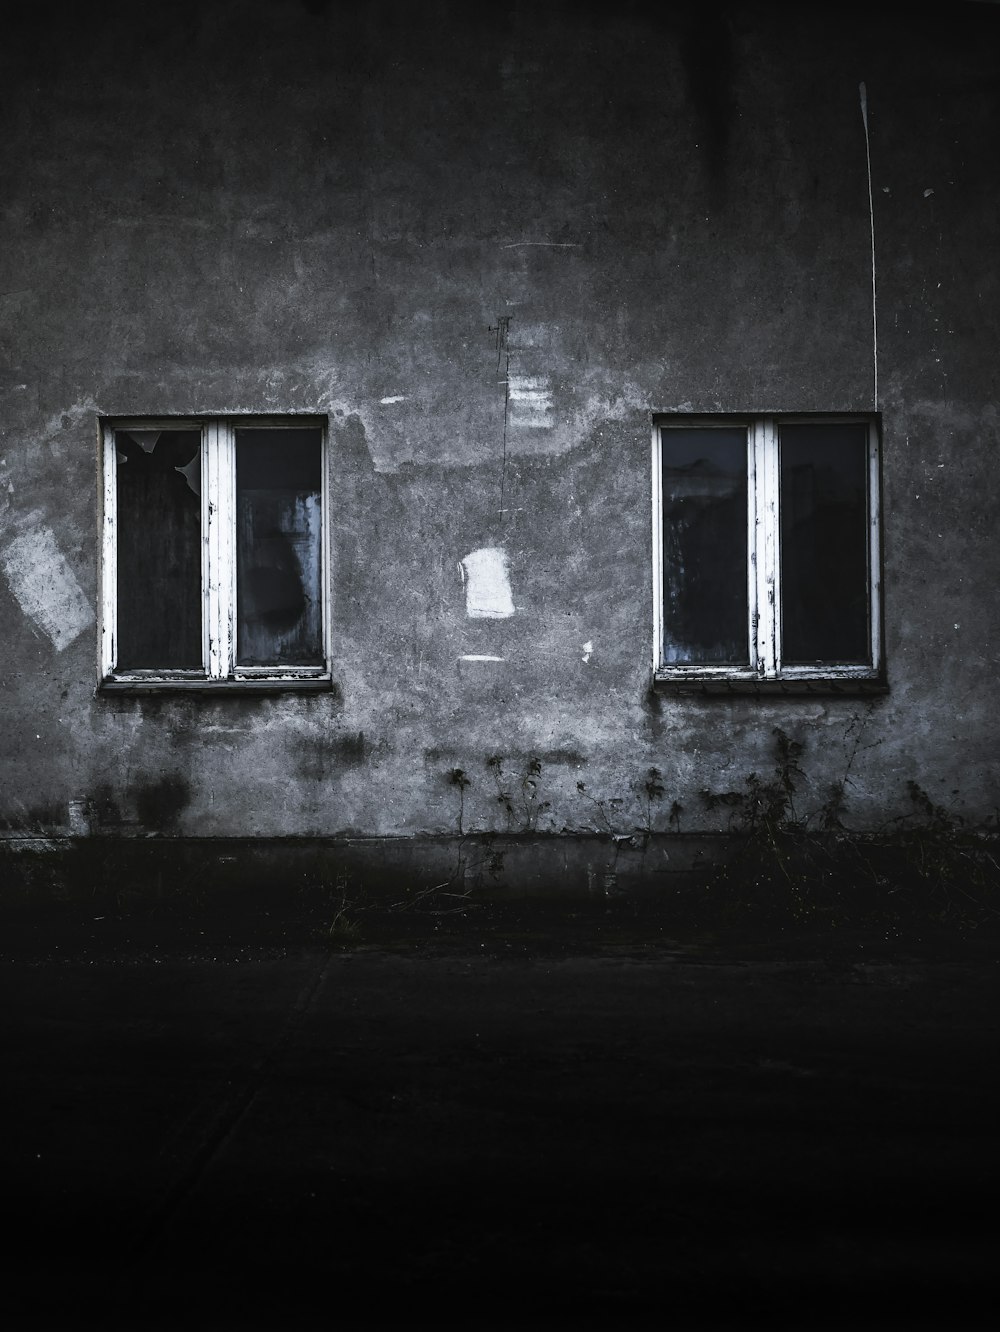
left=652, top=676, right=889, bottom=697
left=98, top=677, right=339, bottom=696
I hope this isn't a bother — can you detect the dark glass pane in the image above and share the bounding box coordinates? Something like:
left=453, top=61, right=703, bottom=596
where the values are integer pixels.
left=236, top=429, right=323, bottom=666
left=116, top=430, right=202, bottom=670
left=662, top=429, right=748, bottom=664
left=780, top=424, right=870, bottom=664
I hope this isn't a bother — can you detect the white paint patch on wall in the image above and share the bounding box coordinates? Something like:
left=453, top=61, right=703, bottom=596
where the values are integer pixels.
left=582, top=640, right=593, bottom=663
left=380, top=395, right=407, bottom=405
left=1, top=527, right=94, bottom=650
left=507, top=375, right=553, bottom=429
left=459, top=547, right=515, bottom=619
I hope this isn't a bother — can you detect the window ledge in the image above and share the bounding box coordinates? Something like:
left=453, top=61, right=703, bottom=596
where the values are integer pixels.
left=652, top=676, right=889, bottom=698
left=98, top=677, right=339, bottom=696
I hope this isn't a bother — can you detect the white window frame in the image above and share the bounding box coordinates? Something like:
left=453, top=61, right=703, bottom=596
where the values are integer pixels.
left=99, top=415, right=331, bottom=689
left=651, top=414, right=882, bottom=684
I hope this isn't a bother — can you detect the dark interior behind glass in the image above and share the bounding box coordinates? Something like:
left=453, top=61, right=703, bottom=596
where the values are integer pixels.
left=235, top=429, right=323, bottom=667
left=116, top=429, right=202, bottom=670
left=661, top=428, right=748, bottom=665
left=779, top=423, right=870, bottom=664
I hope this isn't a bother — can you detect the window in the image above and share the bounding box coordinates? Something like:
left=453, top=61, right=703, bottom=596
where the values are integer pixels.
left=652, top=415, right=883, bottom=689
left=100, top=417, right=330, bottom=690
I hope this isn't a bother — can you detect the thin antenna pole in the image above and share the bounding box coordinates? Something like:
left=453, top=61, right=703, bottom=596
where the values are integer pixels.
left=860, top=81, right=878, bottom=410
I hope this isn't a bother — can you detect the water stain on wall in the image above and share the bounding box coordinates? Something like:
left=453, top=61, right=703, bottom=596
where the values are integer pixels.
left=134, top=775, right=192, bottom=832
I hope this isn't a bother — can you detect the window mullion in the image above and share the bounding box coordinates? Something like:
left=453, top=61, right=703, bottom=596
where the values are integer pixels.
left=203, top=420, right=236, bottom=679
left=320, top=421, right=332, bottom=675
left=752, top=418, right=779, bottom=676
left=100, top=423, right=117, bottom=677
left=868, top=420, right=881, bottom=673
left=747, top=423, right=759, bottom=671
left=651, top=425, right=664, bottom=671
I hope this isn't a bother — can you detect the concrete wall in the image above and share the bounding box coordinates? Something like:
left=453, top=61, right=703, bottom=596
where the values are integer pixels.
left=2, top=0, right=999, bottom=841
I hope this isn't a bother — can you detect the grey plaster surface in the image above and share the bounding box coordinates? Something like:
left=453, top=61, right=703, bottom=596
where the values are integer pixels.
left=2, top=902, right=998, bottom=1330
left=3, top=1, right=1000, bottom=840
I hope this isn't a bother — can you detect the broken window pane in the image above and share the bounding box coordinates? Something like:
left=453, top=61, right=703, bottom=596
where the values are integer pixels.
left=116, top=430, right=202, bottom=669
left=780, top=424, right=870, bottom=664
left=662, top=429, right=748, bottom=664
left=235, top=429, right=323, bottom=667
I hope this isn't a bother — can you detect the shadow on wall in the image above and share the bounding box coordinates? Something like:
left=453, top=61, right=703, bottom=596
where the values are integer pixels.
left=133, top=775, right=191, bottom=832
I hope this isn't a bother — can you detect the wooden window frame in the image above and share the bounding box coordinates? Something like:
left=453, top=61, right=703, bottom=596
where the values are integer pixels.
left=98, top=415, right=332, bottom=692
left=651, top=414, right=884, bottom=688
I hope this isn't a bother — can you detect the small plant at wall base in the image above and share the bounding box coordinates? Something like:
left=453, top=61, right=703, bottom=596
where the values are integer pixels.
left=316, top=870, right=363, bottom=947
left=447, top=767, right=471, bottom=835
left=576, top=780, right=617, bottom=836
left=644, top=767, right=665, bottom=833
left=323, top=893, right=362, bottom=946
left=885, top=781, right=1000, bottom=927
left=697, top=728, right=1000, bottom=934
left=386, top=768, right=501, bottom=915
left=488, top=755, right=515, bottom=829
left=637, top=766, right=684, bottom=836
left=487, top=755, right=551, bottom=833
left=521, top=756, right=552, bottom=832
left=699, top=729, right=814, bottom=925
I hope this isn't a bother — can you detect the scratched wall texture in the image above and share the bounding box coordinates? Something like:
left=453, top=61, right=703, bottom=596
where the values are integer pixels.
left=1, top=0, right=998, bottom=838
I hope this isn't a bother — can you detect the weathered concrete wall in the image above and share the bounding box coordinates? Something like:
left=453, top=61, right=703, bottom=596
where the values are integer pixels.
left=1, top=0, right=999, bottom=841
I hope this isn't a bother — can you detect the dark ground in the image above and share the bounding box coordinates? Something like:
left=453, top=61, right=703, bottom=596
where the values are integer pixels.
left=1, top=892, right=998, bottom=1331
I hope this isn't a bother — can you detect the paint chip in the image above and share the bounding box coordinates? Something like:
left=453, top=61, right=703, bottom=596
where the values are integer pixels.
left=582, top=640, right=593, bottom=663
left=380, top=395, right=407, bottom=405
left=460, top=547, right=515, bottom=619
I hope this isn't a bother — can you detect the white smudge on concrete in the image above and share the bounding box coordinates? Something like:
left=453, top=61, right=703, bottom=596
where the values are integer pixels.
left=507, top=375, right=553, bottom=429
left=460, top=547, right=515, bottom=619
left=582, top=640, right=593, bottom=663
left=1, top=526, right=94, bottom=650
left=506, top=322, right=551, bottom=349
left=459, top=654, right=505, bottom=662
left=499, top=241, right=582, bottom=249
left=380, top=395, right=407, bottom=405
